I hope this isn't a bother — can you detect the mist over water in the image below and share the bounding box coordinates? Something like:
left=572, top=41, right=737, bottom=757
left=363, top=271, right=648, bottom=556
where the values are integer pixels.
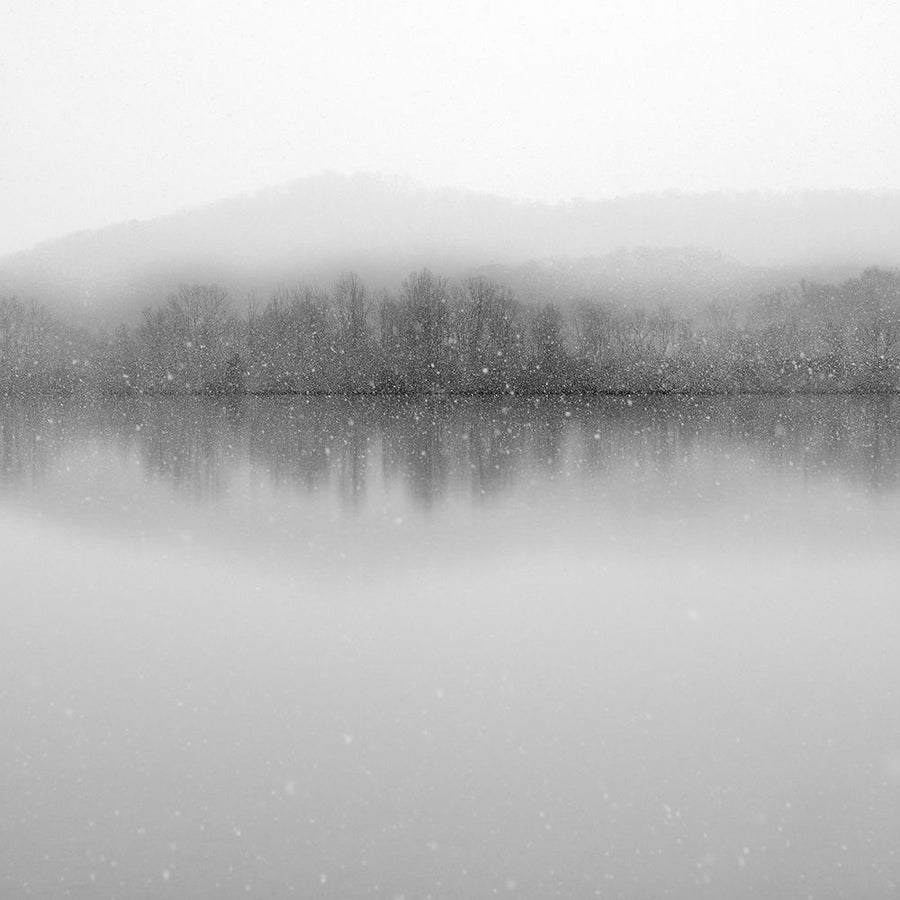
left=7, top=0, right=900, bottom=893
left=3, top=396, right=900, bottom=898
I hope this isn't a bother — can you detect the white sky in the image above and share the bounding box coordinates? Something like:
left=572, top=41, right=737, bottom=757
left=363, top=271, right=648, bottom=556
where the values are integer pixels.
left=2, top=0, right=900, bottom=256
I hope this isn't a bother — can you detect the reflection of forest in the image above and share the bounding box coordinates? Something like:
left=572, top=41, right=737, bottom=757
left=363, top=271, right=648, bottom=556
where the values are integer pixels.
left=2, top=396, right=900, bottom=505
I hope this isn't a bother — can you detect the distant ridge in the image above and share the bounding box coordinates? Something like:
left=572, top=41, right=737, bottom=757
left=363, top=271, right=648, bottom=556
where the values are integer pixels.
left=1, top=173, right=897, bottom=322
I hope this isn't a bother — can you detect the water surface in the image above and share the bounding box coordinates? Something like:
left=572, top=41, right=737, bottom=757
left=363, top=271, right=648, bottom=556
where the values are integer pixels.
left=2, top=396, right=900, bottom=899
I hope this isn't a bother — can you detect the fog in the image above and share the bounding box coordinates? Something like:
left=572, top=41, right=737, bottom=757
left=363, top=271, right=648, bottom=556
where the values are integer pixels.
left=2, top=174, right=900, bottom=321
left=6, top=0, right=900, bottom=319
left=4, top=0, right=900, bottom=257
left=5, top=1, right=900, bottom=895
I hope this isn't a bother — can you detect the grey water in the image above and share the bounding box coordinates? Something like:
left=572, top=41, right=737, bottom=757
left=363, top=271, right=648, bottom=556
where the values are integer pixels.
left=2, top=395, right=900, bottom=899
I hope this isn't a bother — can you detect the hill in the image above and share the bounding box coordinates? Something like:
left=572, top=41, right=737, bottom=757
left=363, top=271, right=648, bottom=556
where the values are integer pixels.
left=0, top=173, right=896, bottom=322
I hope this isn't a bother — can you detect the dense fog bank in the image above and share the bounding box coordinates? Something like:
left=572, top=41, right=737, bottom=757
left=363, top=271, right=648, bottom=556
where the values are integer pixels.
left=4, top=177, right=900, bottom=321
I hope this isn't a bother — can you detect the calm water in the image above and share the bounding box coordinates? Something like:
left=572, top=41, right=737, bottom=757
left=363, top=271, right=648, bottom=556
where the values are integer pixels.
left=2, top=396, right=900, bottom=899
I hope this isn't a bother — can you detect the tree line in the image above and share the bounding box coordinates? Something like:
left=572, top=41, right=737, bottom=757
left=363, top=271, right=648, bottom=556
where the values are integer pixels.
left=2, top=266, right=900, bottom=396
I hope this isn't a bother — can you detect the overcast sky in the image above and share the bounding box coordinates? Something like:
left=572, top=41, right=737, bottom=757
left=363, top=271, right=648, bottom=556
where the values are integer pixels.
left=2, top=0, right=900, bottom=257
